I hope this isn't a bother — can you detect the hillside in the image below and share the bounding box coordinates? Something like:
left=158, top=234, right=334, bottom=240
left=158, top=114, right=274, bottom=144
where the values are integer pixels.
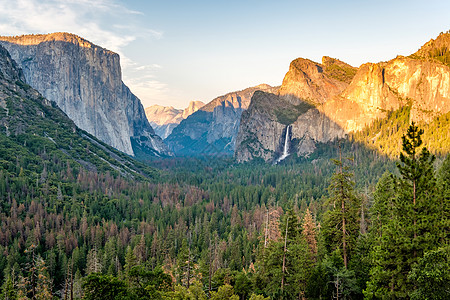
left=0, top=34, right=448, bottom=300
left=165, top=84, right=277, bottom=156
left=0, top=44, right=157, bottom=181
left=236, top=32, right=450, bottom=162
left=0, top=32, right=170, bottom=158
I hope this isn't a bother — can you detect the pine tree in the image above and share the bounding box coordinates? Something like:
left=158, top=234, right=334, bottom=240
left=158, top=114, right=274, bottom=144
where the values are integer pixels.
left=437, top=155, right=450, bottom=244
left=16, top=245, right=53, bottom=300
left=124, top=246, right=137, bottom=276
left=302, top=208, right=318, bottom=259
left=258, top=209, right=313, bottom=299
left=369, top=172, right=396, bottom=240
left=86, top=247, right=102, bottom=274
left=322, top=149, right=361, bottom=268
left=365, top=123, right=441, bottom=298
left=397, top=122, right=438, bottom=251
left=176, top=238, right=195, bottom=288
left=133, top=234, right=147, bottom=265
left=1, top=273, right=16, bottom=300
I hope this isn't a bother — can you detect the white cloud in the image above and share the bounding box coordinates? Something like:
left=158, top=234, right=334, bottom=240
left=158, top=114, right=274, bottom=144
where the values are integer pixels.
left=0, top=0, right=168, bottom=108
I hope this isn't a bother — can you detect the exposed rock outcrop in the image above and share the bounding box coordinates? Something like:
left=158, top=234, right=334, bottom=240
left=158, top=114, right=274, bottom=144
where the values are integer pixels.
left=0, top=44, right=157, bottom=178
left=165, top=84, right=277, bottom=156
left=0, top=32, right=170, bottom=157
left=236, top=32, right=450, bottom=162
left=277, top=58, right=350, bottom=105
left=145, top=101, right=204, bottom=139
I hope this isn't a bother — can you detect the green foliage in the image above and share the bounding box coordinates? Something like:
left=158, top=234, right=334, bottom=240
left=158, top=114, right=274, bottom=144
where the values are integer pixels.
left=234, top=272, right=252, bottom=300
left=249, top=294, right=270, bottom=300
left=437, top=155, right=450, bottom=242
left=433, top=47, right=450, bottom=66
left=322, top=155, right=361, bottom=268
left=127, top=266, right=172, bottom=299
left=1, top=64, right=448, bottom=299
left=365, top=124, right=443, bottom=298
left=408, top=246, right=450, bottom=300
left=167, top=280, right=207, bottom=300
left=210, top=284, right=239, bottom=300
left=323, top=60, right=357, bottom=84
left=352, top=105, right=450, bottom=157
left=275, top=101, right=313, bottom=125
left=255, top=208, right=314, bottom=299
left=82, top=273, right=128, bottom=300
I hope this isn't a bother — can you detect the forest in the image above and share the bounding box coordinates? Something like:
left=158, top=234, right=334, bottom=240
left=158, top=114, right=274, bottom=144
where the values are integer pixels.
left=0, top=120, right=448, bottom=299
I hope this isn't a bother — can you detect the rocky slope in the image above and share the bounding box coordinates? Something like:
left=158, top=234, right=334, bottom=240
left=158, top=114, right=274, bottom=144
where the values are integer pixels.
left=0, top=44, right=157, bottom=179
left=0, top=32, right=170, bottom=158
left=145, top=100, right=204, bottom=139
left=235, top=58, right=350, bottom=162
left=165, top=84, right=276, bottom=156
left=236, top=33, right=450, bottom=162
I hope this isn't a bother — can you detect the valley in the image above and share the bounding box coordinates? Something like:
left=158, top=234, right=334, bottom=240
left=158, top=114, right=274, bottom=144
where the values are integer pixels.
left=0, top=29, right=448, bottom=300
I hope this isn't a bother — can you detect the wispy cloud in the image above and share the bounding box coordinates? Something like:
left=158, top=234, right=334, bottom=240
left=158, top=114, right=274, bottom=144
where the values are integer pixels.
left=0, top=0, right=167, bottom=107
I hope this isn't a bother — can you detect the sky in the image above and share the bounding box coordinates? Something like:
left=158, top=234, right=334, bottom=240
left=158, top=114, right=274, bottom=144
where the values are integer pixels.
left=0, top=0, right=449, bottom=109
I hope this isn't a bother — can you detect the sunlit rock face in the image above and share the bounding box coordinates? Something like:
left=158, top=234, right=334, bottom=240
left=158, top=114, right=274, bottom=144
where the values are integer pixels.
left=0, top=32, right=170, bottom=157
left=145, top=101, right=205, bottom=139
left=277, top=57, right=350, bottom=105
left=235, top=32, right=450, bottom=162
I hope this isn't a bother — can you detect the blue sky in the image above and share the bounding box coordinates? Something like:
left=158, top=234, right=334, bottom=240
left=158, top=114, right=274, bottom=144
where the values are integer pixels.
left=0, top=0, right=449, bottom=108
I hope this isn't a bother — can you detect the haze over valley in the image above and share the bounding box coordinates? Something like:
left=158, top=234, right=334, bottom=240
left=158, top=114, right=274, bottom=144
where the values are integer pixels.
left=0, top=1, right=449, bottom=299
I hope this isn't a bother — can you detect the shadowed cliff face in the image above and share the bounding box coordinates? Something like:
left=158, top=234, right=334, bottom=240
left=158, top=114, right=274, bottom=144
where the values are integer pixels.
left=165, top=84, right=277, bottom=156
left=0, top=32, right=170, bottom=157
left=234, top=91, right=346, bottom=163
left=235, top=32, right=450, bottom=162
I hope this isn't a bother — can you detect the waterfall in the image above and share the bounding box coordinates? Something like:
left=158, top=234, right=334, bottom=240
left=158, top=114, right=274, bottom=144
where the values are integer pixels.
left=276, top=125, right=290, bottom=164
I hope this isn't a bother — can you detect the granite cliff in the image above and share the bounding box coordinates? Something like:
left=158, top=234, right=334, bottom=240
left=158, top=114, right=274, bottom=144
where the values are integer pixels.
left=0, top=44, right=157, bottom=178
left=235, top=58, right=350, bottom=162
left=145, top=100, right=204, bottom=139
left=0, top=32, right=170, bottom=158
left=236, top=32, right=450, bottom=162
left=165, top=84, right=276, bottom=156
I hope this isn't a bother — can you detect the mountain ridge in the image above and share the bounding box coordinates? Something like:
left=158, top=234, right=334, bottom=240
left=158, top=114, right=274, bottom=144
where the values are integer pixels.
left=0, top=43, right=157, bottom=179
left=165, top=84, right=277, bottom=156
left=235, top=32, right=450, bottom=162
left=0, top=32, right=171, bottom=158
left=145, top=100, right=205, bottom=139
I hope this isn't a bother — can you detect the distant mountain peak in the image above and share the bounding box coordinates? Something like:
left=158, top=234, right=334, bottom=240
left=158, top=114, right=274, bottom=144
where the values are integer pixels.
left=164, top=84, right=277, bottom=156
left=145, top=100, right=205, bottom=139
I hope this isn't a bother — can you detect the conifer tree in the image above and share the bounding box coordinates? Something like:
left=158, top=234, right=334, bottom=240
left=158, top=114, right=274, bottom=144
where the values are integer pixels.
left=176, top=238, right=195, bottom=288
left=1, top=274, right=16, bottom=300
left=437, top=154, right=450, bottom=243
left=369, top=172, right=396, bottom=240
left=365, top=123, right=441, bottom=298
left=86, top=247, right=102, bottom=274
left=124, top=246, right=137, bottom=277
left=302, top=208, right=318, bottom=259
left=258, top=208, right=313, bottom=299
left=322, top=150, right=361, bottom=268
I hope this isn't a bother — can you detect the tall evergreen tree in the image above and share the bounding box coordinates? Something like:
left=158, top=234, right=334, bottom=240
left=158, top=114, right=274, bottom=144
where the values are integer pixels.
left=322, top=150, right=361, bottom=268
left=365, top=123, right=441, bottom=299
left=437, top=154, right=450, bottom=244
left=257, top=208, right=314, bottom=299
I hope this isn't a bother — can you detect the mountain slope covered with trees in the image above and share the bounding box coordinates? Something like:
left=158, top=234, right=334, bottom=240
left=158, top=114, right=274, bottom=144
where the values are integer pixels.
left=0, top=33, right=448, bottom=300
